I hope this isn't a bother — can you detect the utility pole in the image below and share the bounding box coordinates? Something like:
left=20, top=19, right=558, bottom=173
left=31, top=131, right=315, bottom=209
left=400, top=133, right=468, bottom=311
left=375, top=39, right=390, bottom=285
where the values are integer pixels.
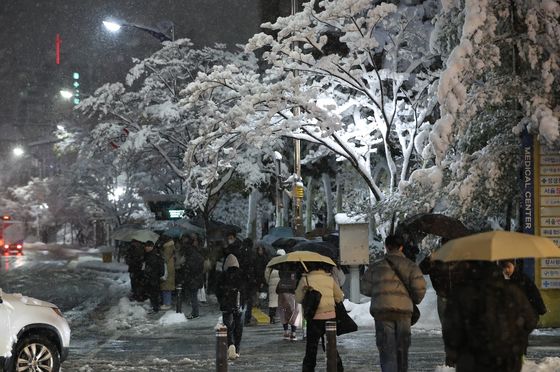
left=291, top=0, right=304, bottom=236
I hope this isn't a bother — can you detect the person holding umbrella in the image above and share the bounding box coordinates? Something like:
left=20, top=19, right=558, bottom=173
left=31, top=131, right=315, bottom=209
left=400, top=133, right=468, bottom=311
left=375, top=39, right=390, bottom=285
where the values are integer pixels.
left=295, top=261, right=344, bottom=372
left=500, top=259, right=547, bottom=320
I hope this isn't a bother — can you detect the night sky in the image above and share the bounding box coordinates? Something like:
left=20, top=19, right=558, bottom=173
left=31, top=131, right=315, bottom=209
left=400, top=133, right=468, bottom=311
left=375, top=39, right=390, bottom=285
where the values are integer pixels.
left=0, top=0, right=274, bottom=150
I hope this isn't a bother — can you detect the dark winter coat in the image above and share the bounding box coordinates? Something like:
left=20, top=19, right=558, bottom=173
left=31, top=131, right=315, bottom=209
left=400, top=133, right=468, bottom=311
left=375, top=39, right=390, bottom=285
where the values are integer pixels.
left=360, top=250, right=426, bottom=321
left=442, top=263, right=537, bottom=372
left=419, top=255, right=467, bottom=298
left=216, top=254, right=244, bottom=312
left=508, top=270, right=547, bottom=317
left=183, top=246, right=205, bottom=290
left=143, top=250, right=165, bottom=288
left=276, top=270, right=299, bottom=294
left=126, top=241, right=145, bottom=272
left=254, top=252, right=269, bottom=291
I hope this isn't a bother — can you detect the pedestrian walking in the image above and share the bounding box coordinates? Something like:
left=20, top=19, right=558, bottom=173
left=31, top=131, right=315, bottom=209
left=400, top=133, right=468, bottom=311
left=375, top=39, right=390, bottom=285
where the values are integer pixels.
left=276, top=266, right=300, bottom=340
left=182, top=234, right=205, bottom=319
left=295, top=262, right=345, bottom=372
left=265, top=249, right=284, bottom=324
left=360, top=234, right=426, bottom=372
left=216, top=253, right=245, bottom=360
left=500, top=259, right=547, bottom=319
left=142, top=241, right=165, bottom=314
left=254, top=244, right=270, bottom=308
left=442, top=261, right=537, bottom=372
left=159, top=236, right=176, bottom=310
left=125, top=239, right=146, bottom=301
left=239, top=238, right=257, bottom=325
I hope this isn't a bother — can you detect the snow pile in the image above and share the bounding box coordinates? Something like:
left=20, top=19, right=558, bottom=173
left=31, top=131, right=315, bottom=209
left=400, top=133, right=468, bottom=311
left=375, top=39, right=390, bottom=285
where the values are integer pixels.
left=105, top=297, right=148, bottom=330
left=343, top=299, right=373, bottom=328
left=157, top=311, right=187, bottom=326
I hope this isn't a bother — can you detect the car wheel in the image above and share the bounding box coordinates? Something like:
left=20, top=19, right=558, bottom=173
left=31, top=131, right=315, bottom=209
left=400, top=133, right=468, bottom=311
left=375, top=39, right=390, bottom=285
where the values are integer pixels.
left=12, top=336, right=60, bottom=372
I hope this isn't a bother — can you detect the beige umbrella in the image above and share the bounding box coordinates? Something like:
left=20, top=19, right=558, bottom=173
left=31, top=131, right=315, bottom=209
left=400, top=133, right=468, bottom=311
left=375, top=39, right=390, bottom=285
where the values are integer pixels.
left=432, top=231, right=560, bottom=262
left=128, top=229, right=160, bottom=243
left=267, top=250, right=336, bottom=270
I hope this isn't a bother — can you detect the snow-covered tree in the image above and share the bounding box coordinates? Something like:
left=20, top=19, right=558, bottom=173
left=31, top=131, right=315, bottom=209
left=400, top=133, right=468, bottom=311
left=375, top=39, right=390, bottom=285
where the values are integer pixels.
left=399, top=0, right=560, bottom=229
left=241, top=0, right=441, bottom=203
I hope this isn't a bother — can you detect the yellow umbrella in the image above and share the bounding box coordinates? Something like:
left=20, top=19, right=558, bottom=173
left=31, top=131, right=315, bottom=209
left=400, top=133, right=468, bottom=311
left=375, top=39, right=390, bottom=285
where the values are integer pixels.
left=432, top=231, right=560, bottom=262
left=267, top=250, right=336, bottom=269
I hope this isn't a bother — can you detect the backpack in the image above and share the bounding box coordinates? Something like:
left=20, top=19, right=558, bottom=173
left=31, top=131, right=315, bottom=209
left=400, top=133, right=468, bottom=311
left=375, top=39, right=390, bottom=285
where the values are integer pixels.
left=276, top=271, right=298, bottom=293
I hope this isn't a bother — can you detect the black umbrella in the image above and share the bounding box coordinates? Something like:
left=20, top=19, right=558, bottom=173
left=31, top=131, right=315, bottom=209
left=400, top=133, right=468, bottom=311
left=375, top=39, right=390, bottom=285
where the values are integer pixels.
left=292, top=241, right=339, bottom=260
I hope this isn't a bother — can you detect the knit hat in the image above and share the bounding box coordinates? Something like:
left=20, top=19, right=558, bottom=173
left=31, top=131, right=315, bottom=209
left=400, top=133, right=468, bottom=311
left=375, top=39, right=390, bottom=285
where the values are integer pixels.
left=276, top=249, right=286, bottom=256
left=224, top=254, right=240, bottom=270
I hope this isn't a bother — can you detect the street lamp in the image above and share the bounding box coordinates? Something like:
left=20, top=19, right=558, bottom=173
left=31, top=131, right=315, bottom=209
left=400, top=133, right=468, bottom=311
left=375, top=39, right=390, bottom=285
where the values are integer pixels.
left=12, top=146, right=24, bottom=157
left=103, top=18, right=175, bottom=42
left=59, top=90, right=73, bottom=100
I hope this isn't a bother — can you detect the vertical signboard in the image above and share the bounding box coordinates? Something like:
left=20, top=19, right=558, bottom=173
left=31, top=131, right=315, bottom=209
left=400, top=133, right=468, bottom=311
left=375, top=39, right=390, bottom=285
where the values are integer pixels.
left=521, top=132, right=535, bottom=277
left=533, top=138, right=560, bottom=327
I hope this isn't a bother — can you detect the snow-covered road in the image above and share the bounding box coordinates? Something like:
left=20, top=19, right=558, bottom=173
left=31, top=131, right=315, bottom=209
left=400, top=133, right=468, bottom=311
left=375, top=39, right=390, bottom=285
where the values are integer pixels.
left=1, top=243, right=559, bottom=371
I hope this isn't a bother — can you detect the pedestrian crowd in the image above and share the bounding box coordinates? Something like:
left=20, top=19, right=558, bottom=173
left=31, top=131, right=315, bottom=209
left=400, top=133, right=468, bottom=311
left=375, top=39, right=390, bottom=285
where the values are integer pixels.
left=123, top=230, right=546, bottom=372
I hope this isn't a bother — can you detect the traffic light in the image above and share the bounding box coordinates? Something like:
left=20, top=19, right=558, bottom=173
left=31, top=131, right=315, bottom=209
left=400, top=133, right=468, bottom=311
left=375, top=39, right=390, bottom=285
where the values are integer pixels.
left=72, top=72, right=80, bottom=105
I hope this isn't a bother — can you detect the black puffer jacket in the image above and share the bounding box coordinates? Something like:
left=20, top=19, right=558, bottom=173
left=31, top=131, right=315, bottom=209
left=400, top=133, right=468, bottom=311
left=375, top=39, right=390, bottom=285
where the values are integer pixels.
left=360, top=250, right=426, bottom=321
left=216, top=254, right=244, bottom=312
left=183, top=247, right=205, bottom=290
left=442, top=263, right=537, bottom=370
left=509, top=270, right=547, bottom=317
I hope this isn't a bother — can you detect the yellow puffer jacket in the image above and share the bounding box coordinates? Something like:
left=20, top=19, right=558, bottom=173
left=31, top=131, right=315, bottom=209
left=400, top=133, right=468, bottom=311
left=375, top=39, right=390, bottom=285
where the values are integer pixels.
left=295, top=270, right=344, bottom=318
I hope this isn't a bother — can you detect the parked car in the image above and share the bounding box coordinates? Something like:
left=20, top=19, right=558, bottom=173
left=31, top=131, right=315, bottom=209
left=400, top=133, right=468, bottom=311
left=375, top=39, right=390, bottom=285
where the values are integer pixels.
left=0, top=289, right=70, bottom=372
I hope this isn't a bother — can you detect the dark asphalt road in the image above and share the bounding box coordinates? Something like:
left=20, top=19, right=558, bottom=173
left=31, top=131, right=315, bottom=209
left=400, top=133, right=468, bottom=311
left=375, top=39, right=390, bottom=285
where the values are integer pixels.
left=2, top=244, right=559, bottom=371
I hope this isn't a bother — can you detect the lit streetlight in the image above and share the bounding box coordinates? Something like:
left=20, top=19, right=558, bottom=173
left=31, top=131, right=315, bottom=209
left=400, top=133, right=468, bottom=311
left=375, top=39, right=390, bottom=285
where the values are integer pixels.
left=12, top=146, right=24, bottom=157
left=59, top=90, right=73, bottom=100
left=103, top=18, right=174, bottom=42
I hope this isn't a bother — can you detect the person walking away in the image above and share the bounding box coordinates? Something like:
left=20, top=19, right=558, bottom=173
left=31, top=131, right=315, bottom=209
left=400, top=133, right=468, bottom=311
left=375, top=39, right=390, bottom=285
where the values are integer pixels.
left=254, top=245, right=270, bottom=308
left=142, top=241, right=165, bottom=314
left=238, top=238, right=257, bottom=325
left=183, top=234, right=205, bottom=319
left=295, top=262, right=345, bottom=372
left=442, top=261, right=537, bottom=372
left=501, top=260, right=547, bottom=320
left=265, top=249, right=284, bottom=324
left=125, top=239, right=146, bottom=301
left=360, top=235, right=426, bottom=372
left=216, top=253, right=245, bottom=360
left=277, top=265, right=300, bottom=340
left=159, top=236, right=176, bottom=310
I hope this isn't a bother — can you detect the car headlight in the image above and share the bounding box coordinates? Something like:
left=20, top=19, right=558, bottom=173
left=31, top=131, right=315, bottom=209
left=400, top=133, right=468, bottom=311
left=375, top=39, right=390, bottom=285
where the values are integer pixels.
left=52, top=307, right=64, bottom=317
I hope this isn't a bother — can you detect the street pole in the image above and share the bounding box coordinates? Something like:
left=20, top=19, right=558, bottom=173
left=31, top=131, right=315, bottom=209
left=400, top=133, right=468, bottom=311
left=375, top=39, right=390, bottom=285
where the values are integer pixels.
left=291, top=0, right=304, bottom=236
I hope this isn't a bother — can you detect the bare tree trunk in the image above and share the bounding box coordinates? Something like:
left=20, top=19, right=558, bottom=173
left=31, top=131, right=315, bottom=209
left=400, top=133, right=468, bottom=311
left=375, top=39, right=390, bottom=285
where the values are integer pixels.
left=246, top=189, right=260, bottom=241
left=282, top=191, right=291, bottom=228
left=305, top=176, right=315, bottom=232
left=322, top=174, right=335, bottom=230
left=336, top=172, right=343, bottom=214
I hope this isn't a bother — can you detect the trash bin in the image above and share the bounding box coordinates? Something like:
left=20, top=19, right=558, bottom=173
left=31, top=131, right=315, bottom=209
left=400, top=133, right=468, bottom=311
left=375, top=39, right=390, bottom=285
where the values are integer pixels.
left=102, top=251, right=113, bottom=263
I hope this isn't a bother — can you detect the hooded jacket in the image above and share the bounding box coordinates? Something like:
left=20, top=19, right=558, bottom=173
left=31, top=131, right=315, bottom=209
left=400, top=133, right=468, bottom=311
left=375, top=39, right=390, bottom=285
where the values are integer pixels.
left=360, top=250, right=426, bottom=321
left=216, top=254, right=244, bottom=312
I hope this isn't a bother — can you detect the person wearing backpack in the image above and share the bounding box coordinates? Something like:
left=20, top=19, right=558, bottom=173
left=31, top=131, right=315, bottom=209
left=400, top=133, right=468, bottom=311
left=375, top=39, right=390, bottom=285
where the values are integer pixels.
left=216, top=254, right=245, bottom=360
left=276, top=266, right=300, bottom=340
left=442, top=261, right=537, bottom=372
left=295, top=262, right=345, bottom=372
left=142, top=241, right=165, bottom=314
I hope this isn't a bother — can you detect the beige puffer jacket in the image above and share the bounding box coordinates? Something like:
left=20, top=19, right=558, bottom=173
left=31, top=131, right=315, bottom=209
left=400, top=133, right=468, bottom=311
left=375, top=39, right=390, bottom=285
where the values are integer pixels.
left=360, top=250, right=426, bottom=321
left=295, top=270, right=344, bottom=318
left=160, top=240, right=176, bottom=291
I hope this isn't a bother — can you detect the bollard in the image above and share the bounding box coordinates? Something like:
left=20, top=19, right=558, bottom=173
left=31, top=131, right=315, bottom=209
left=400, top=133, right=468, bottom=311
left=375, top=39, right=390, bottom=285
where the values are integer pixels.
left=176, top=284, right=183, bottom=314
left=325, top=320, right=337, bottom=372
left=216, top=325, right=228, bottom=372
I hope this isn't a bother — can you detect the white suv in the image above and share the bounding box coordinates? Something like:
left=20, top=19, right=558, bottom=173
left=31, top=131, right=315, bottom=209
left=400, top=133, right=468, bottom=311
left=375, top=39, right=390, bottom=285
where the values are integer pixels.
left=0, top=289, right=71, bottom=372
